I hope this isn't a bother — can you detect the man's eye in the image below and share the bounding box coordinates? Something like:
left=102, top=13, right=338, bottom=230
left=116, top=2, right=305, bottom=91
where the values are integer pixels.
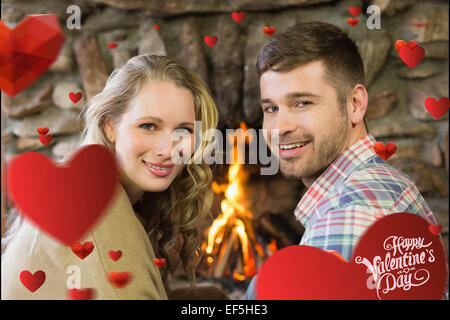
left=295, top=101, right=312, bottom=108
left=140, top=123, right=154, bottom=130
left=263, top=105, right=278, bottom=113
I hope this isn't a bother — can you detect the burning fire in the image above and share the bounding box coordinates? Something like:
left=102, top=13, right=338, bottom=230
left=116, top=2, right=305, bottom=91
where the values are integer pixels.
left=203, top=122, right=273, bottom=281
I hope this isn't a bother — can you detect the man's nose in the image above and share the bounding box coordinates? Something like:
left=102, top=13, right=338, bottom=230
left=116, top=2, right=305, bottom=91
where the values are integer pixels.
left=275, top=109, right=297, bottom=136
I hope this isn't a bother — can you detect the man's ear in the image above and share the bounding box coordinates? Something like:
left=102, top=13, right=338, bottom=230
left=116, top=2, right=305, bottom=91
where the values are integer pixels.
left=103, top=118, right=116, bottom=143
left=349, top=84, right=368, bottom=126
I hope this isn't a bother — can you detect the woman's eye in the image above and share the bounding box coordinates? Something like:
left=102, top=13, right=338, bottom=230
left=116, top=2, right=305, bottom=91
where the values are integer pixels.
left=175, top=127, right=193, bottom=134
left=263, top=105, right=279, bottom=113
left=140, top=123, right=154, bottom=130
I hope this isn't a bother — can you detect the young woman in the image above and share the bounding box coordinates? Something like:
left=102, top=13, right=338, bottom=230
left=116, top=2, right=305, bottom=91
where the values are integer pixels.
left=1, top=55, right=219, bottom=299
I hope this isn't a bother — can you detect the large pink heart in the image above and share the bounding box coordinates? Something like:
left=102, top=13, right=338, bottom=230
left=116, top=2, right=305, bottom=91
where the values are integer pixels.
left=257, top=213, right=447, bottom=299
left=0, top=14, right=65, bottom=97
left=6, top=145, right=119, bottom=246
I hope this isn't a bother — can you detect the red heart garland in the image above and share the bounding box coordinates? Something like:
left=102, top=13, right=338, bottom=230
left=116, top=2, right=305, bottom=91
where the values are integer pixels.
left=347, top=18, right=359, bottom=27
left=71, top=241, right=94, bottom=260
left=348, top=6, right=361, bottom=16
left=154, top=258, right=166, bottom=268
left=204, top=35, right=218, bottom=47
left=6, top=144, right=118, bottom=246
left=231, top=11, right=245, bottom=23
left=263, top=27, right=275, bottom=37
left=109, top=250, right=122, bottom=262
left=39, top=134, right=53, bottom=146
left=69, top=92, right=82, bottom=103
left=424, top=97, right=450, bottom=119
left=20, top=270, right=46, bottom=293
left=107, top=271, right=133, bottom=288
left=374, top=142, right=397, bottom=160
left=67, top=288, right=95, bottom=300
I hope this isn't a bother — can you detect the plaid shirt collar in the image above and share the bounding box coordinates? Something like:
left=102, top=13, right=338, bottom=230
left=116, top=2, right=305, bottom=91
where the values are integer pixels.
left=294, top=134, right=378, bottom=227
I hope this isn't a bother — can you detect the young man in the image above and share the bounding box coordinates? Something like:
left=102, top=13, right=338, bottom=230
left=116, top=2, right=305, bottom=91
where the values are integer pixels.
left=245, top=21, right=442, bottom=299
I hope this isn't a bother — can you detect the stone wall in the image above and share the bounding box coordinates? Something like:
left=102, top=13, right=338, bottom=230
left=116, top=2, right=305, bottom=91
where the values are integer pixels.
left=1, top=0, right=449, bottom=250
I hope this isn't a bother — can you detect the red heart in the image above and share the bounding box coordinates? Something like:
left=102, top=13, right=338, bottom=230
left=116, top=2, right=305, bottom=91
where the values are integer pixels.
left=153, top=24, right=160, bottom=30
left=20, top=270, right=46, bottom=293
left=0, top=15, right=65, bottom=97
left=6, top=144, right=118, bottom=246
left=107, top=42, right=118, bottom=49
left=154, top=258, right=166, bottom=268
left=258, top=213, right=447, bottom=299
left=107, top=271, right=132, bottom=288
left=67, top=288, right=95, bottom=300
left=69, top=91, right=82, bottom=103
left=37, top=127, right=49, bottom=135
left=39, top=134, right=52, bottom=146
left=204, top=35, right=218, bottom=47
left=399, top=44, right=425, bottom=68
left=348, top=6, right=361, bottom=16
left=414, top=22, right=427, bottom=27
left=71, top=241, right=94, bottom=260
left=374, top=142, right=397, bottom=160
left=347, top=18, right=359, bottom=27
left=428, top=224, right=442, bottom=236
left=231, top=11, right=245, bottom=23
left=263, top=27, right=275, bottom=37
left=109, top=250, right=122, bottom=261
left=424, top=97, right=450, bottom=120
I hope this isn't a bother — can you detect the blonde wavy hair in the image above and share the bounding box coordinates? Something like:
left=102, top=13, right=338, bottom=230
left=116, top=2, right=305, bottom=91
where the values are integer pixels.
left=79, top=54, right=218, bottom=286
left=3, top=55, right=219, bottom=288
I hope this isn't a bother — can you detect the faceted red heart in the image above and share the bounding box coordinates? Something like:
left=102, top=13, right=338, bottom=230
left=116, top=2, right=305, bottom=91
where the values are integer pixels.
left=204, top=35, right=218, bottom=47
left=20, top=270, right=46, bottom=293
left=231, top=11, right=246, bottom=23
left=0, top=14, right=65, bottom=97
left=263, top=27, right=275, bottom=37
left=374, top=142, right=397, bottom=160
left=69, top=91, right=82, bottom=103
left=71, top=241, right=95, bottom=260
left=424, top=97, right=449, bottom=119
left=6, top=144, right=119, bottom=246
left=67, top=288, right=95, bottom=300
left=39, top=134, right=52, bottom=146
left=257, top=213, right=447, bottom=299
left=108, top=250, right=122, bottom=262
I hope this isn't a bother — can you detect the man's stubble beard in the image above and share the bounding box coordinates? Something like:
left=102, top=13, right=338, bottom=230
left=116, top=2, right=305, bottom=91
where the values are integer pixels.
left=279, top=115, right=350, bottom=180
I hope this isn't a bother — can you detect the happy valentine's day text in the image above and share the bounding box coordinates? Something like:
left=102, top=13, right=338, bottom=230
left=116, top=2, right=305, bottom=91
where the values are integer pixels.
left=355, top=235, right=434, bottom=299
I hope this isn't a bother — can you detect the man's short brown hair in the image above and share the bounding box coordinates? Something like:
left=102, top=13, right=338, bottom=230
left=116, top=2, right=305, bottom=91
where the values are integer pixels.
left=257, top=21, right=365, bottom=117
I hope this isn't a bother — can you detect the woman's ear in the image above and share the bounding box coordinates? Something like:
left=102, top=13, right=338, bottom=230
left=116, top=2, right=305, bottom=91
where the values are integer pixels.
left=103, top=118, right=116, bottom=143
